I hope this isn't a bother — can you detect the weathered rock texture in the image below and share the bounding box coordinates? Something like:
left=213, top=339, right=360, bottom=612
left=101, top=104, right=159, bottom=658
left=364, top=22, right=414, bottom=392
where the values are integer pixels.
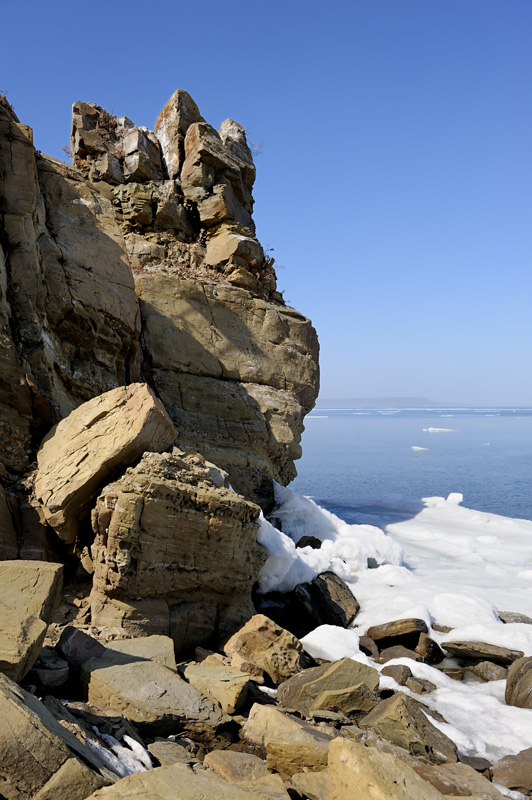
left=1, top=89, right=318, bottom=532
left=0, top=672, right=109, bottom=799
left=223, top=614, right=311, bottom=684
left=34, top=383, right=176, bottom=542
left=0, top=100, right=141, bottom=480
left=0, top=560, right=63, bottom=681
left=69, top=92, right=318, bottom=508
left=90, top=451, right=265, bottom=650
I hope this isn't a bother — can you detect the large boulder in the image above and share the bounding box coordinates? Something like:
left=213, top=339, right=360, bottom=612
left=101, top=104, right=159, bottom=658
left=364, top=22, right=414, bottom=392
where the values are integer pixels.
left=90, top=451, right=264, bottom=652
left=277, top=658, right=379, bottom=717
left=183, top=657, right=250, bottom=714
left=414, top=762, right=506, bottom=798
left=223, top=614, right=311, bottom=685
left=34, top=383, right=176, bottom=542
left=0, top=560, right=63, bottom=681
left=491, top=747, right=532, bottom=796
left=154, top=89, right=204, bottom=179
left=359, top=692, right=457, bottom=765
left=80, top=646, right=229, bottom=741
left=0, top=672, right=109, bottom=799
left=242, top=703, right=336, bottom=778
left=505, top=656, right=532, bottom=708
left=328, top=738, right=447, bottom=800
left=84, top=762, right=290, bottom=799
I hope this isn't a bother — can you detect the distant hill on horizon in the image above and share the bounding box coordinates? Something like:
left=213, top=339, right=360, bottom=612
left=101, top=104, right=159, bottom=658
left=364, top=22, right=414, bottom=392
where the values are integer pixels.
left=315, top=396, right=449, bottom=408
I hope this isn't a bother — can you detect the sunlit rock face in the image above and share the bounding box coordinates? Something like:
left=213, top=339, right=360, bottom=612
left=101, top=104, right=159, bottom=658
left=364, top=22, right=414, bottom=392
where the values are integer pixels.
left=0, top=90, right=318, bottom=509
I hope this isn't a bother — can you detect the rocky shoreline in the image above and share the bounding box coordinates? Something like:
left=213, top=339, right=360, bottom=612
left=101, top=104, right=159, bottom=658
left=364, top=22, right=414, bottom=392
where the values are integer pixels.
left=1, top=89, right=531, bottom=798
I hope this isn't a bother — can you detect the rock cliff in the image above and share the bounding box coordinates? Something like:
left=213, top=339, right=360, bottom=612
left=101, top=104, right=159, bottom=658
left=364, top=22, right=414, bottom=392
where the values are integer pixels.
left=0, top=91, right=318, bottom=513
left=0, top=88, right=318, bottom=650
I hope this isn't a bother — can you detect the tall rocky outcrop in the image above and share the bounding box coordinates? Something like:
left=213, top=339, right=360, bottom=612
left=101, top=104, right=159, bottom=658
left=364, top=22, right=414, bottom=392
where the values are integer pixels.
left=0, top=91, right=318, bottom=513
left=0, top=88, right=318, bottom=647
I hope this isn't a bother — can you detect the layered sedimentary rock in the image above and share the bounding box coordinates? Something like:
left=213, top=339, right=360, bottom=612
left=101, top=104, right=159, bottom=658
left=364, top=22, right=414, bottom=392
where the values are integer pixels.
left=0, top=560, right=63, bottom=681
left=34, top=383, right=176, bottom=543
left=90, top=451, right=265, bottom=650
left=0, top=89, right=318, bottom=522
left=0, top=84, right=318, bottom=680
left=70, top=92, right=319, bottom=507
left=0, top=100, right=141, bottom=481
left=136, top=275, right=317, bottom=504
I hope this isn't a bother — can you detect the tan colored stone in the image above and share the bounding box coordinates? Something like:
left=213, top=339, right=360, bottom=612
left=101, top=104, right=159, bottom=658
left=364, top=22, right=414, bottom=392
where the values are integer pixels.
left=491, top=746, right=532, bottom=795
left=1, top=102, right=141, bottom=473
left=122, top=127, right=163, bottom=182
left=405, top=676, right=437, bottom=694
left=181, top=121, right=255, bottom=219
left=505, top=656, right=532, bottom=708
left=379, top=644, right=424, bottom=663
left=90, top=451, right=263, bottom=651
left=0, top=560, right=63, bottom=680
left=36, top=154, right=141, bottom=411
left=414, top=762, right=506, bottom=798
left=154, top=89, right=204, bottom=179
left=0, top=672, right=108, bottom=799
left=381, top=664, right=412, bottom=685
left=359, top=692, right=457, bottom=764
left=223, top=614, right=309, bottom=685
left=442, top=640, right=524, bottom=665
left=35, top=383, right=176, bottom=542
left=242, top=703, right=335, bottom=778
left=465, top=661, right=507, bottom=682
left=291, top=770, right=333, bottom=800
left=328, top=737, right=446, bottom=800
left=0, top=609, right=48, bottom=682
left=147, top=739, right=196, bottom=767
left=277, top=658, right=379, bottom=716
left=106, top=635, right=177, bottom=671
left=149, top=371, right=308, bottom=507
left=367, top=618, right=428, bottom=653
left=114, top=183, right=155, bottom=227
left=205, top=224, right=263, bottom=268
left=0, top=559, right=63, bottom=620
left=85, top=762, right=290, bottom=799
left=367, top=617, right=429, bottom=640
left=81, top=645, right=229, bottom=740
left=183, top=659, right=250, bottom=714
left=203, top=749, right=269, bottom=783
left=135, top=272, right=319, bottom=504
left=33, top=756, right=107, bottom=800
left=415, top=632, right=445, bottom=663
left=241, top=774, right=290, bottom=799
left=365, top=737, right=427, bottom=768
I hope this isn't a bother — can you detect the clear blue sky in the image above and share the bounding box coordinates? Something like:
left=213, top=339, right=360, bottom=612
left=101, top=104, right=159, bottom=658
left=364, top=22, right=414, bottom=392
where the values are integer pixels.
left=2, top=0, right=531, bottom=405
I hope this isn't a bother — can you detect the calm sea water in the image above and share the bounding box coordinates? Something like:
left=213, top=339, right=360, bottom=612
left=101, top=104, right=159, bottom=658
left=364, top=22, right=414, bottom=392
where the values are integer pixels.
left=290, top=408, right=532, bottom=521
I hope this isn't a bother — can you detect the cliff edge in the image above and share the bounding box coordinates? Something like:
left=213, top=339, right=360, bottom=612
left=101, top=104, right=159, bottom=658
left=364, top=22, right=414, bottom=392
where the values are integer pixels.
left=0, top=90, right=319, bottom=511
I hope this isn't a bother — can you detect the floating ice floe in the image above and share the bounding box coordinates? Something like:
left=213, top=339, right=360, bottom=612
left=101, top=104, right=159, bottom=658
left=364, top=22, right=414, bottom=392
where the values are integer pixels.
left=423, top=426, right=459, bottom=432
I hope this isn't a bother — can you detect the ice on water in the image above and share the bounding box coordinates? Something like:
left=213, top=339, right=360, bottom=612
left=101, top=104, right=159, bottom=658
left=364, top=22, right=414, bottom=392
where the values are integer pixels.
left=258, top=484, right=532, bottom=761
